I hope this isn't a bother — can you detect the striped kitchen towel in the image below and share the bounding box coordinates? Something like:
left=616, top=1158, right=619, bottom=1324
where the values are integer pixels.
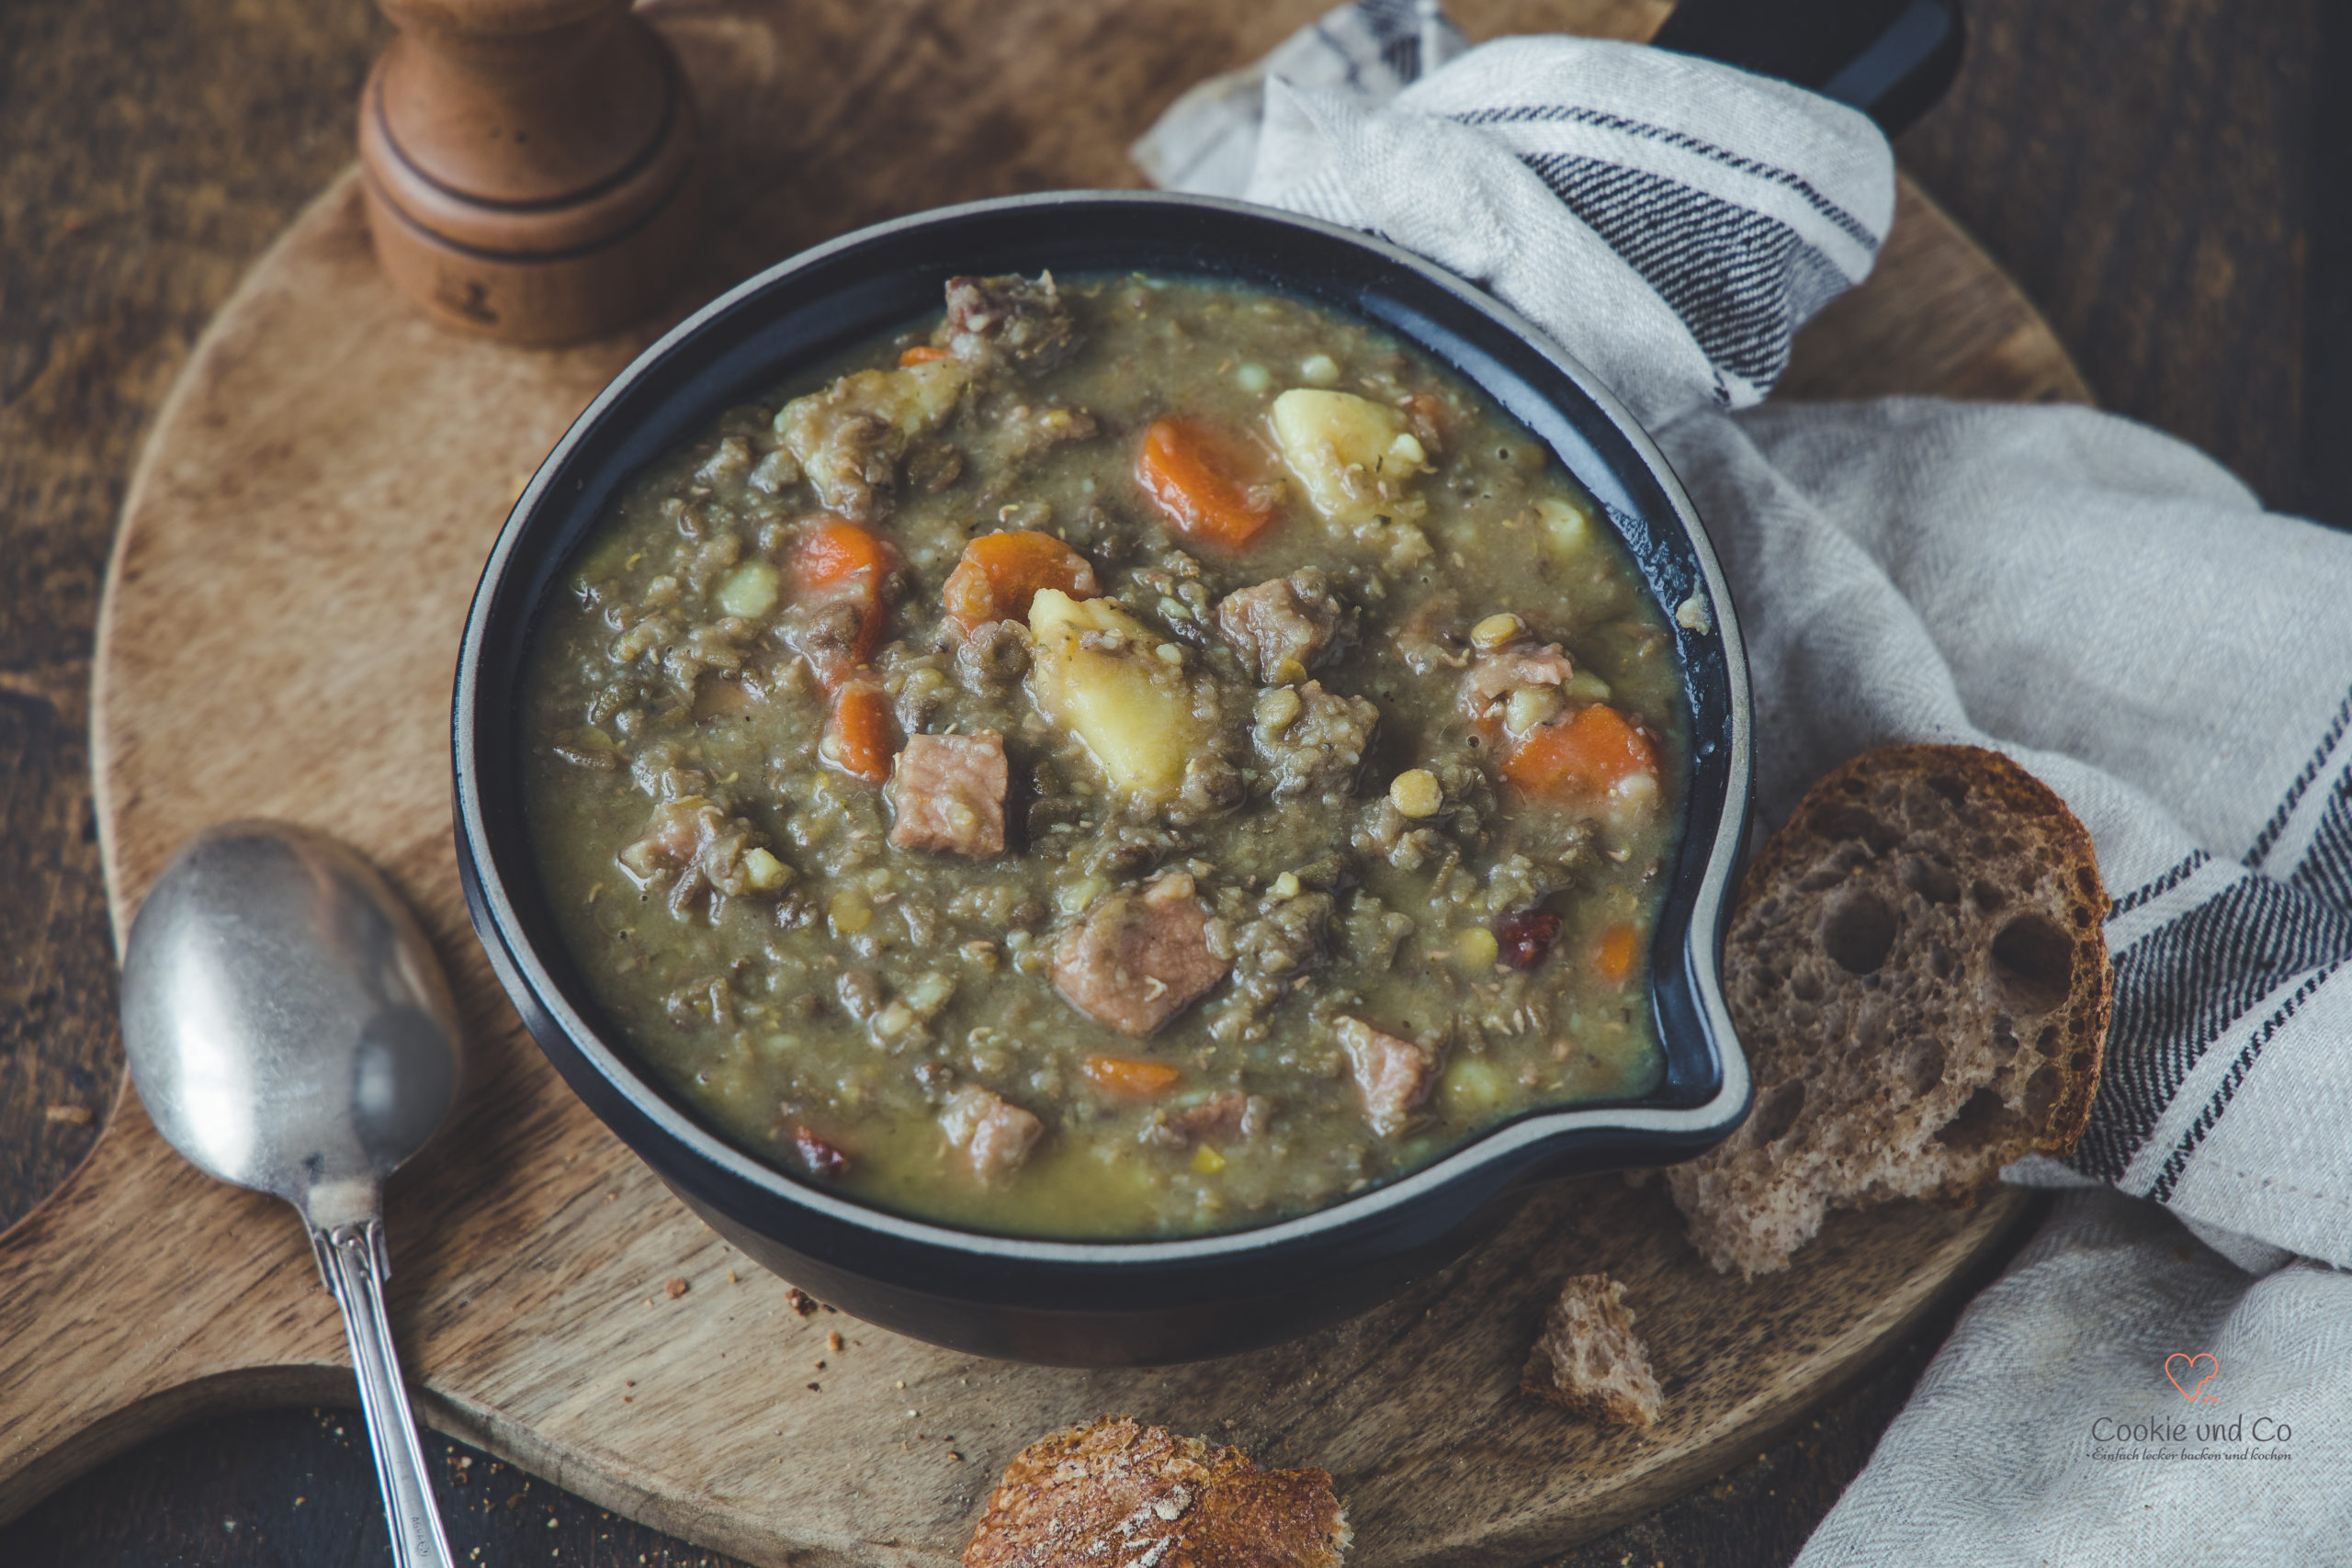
left=1141, top=8, right=2352, bottom=1561
left=1134, top=3, right=1892, bottom=425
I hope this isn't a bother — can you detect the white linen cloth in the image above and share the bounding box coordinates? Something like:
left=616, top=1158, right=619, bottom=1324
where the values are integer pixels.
left=1138, top=7, right=2352, bottom=1561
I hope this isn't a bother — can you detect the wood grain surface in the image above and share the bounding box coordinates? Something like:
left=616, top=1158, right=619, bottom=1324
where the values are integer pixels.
left=1894, top=0, right=2326, bottom=517
left=0, top=0, right=2332, bottom=1564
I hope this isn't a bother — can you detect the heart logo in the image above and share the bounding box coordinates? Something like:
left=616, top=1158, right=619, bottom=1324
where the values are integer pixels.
left=2165, top=1352, right=2219, bottom=1402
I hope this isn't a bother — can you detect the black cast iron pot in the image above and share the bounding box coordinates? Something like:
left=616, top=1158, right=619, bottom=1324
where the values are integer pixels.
left=454, top=192, right=1755, bottom=1366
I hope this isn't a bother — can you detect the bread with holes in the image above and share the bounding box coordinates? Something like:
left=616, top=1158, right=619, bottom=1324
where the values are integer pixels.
left=1668, top=743, right=2111, bottom=1277
left=1521, top=1273, right=1665, bottom=1427
left=962, top=1415, right=1351, bottom=1567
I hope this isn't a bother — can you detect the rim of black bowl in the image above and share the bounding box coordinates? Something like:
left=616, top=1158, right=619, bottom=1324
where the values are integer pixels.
left=455, top=189, right=1754, bottom=1263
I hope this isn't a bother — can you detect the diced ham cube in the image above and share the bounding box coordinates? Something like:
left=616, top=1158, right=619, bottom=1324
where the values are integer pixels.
left=793, top=1125, right=851, bottom=1180
left=888, top=731, right=1008, bottom=856
left=1149, top=1089, right=1262, bottom=1150
left=1051, top=872, right=1229, bottom=1037
left=941, top=274, right=1080, bottom=373
left=1460, top=641, right=1575, bottom=723
left=940, top=1086, right=1045, bottom=1181
left=1337, top=1016, right=1441, bottom=1137
left=616, top=795, right=721, bottom=882
left=1216, top=570, right=1344, bottom=684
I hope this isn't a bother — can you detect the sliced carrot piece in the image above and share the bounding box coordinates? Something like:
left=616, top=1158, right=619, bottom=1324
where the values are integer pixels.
left=1502, top=702, right=1658, bottom=796
left=1594, top=922, right=1640, bottom=987
left=943, top=530, right=1099, bottom=629
left=899, top=344, right=952, bottom=366
left=1136, top=418, right=1277, bottom=547
left=786, top=520, right=898, bottom=683
left=790, top=519, right=894, bottom=592
left=821, top=678, right=896, bottom=784
left=1081, top=1055, right=1182, bottom=1098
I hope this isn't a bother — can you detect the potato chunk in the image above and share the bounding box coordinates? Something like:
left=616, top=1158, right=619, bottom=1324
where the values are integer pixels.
left=1026, top=590, right=1213, bottom=796
left=775, top=359, right=967, bottom=519
left=1270, top=389, right=1429, bottom=525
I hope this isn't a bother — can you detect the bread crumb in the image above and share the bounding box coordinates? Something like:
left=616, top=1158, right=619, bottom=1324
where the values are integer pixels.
left=784, top=1287, right=819, bottom=1317
left=1521, top=1274, right=1663, bottom=1428
left=44, top=1104, right=92, bottom=1126
left=827, top=1330, right=844, bottom=1353
left=663, top=1278, right=688, bottom=1300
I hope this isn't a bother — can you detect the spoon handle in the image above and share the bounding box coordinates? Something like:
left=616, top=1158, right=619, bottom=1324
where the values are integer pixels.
left=315, top=1221, right=458, bottom=1568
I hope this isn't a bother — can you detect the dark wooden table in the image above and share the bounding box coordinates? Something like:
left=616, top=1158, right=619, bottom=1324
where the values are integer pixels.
left=1, top=1, right=2338, bottom=1562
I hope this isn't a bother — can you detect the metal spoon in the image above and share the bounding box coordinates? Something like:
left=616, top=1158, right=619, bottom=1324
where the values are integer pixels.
left=121, top=820, right=463, bottom=1568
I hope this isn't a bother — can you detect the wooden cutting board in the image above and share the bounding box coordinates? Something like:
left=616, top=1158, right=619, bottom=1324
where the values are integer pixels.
left=0, top=2, right=2088, bottom=1563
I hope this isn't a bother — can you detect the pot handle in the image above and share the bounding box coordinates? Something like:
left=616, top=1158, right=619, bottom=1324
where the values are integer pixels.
left=1648, top=0, right=1966, bottom=136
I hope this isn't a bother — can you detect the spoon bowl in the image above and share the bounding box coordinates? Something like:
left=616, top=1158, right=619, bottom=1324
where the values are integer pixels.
left=121, top=820, right=462, bottom=1226
left=120, top=820, right=465, bottom=1567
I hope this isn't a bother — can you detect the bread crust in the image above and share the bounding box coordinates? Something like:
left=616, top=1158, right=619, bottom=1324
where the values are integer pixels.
left=963, top=1415, right=1351, bottom=1567
left=1669, top=744, right=2111, bottom=1276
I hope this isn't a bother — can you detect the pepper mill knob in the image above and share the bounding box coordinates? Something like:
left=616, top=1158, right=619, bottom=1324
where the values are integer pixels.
left=358, top=0, right=702, bottom=344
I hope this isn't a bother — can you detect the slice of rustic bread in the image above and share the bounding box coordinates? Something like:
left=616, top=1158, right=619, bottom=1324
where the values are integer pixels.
left=963, top=1415, right=1351, bottom=1567
left=1668, top=744, right=2111, bottom=1278
left=1521, top=1273, right=1665, bottom=1427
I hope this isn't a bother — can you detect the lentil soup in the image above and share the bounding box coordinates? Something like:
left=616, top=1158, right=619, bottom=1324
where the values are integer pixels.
left=523, top=272, right=1689, bottom=1239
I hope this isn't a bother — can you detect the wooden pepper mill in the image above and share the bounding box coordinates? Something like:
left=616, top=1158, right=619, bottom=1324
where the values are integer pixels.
left=358, top=0, right=703, bottom=344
